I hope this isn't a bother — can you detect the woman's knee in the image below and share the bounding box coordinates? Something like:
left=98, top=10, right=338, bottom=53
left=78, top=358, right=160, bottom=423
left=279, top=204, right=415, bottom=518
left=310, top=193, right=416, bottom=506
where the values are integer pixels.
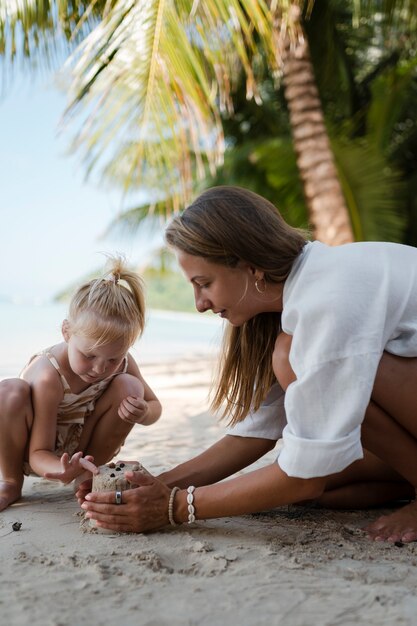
left=372, top=351, right=417, bottom=434
left=0, top=379, right=32, bottom=417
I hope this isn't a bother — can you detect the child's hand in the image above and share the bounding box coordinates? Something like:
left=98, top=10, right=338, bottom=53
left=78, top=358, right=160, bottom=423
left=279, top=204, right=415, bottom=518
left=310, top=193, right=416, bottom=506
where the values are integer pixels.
left=44, top=452, right=99, bottom=484
left=75, top=477, right=93, bottom=504
left=118, top=396, right=150, bottom=425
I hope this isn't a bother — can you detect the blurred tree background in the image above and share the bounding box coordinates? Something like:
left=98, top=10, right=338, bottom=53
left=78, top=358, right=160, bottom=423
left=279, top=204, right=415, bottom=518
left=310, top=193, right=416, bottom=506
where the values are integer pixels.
left=1, top=0, right=417, bottom=310
left=213, top=1, right=417, bottom=246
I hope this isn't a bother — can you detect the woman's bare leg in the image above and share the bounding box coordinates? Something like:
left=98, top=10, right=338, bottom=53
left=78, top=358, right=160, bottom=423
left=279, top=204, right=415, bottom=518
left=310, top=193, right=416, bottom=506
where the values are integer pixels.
left=274, top=333, right=417, bottom=522
left=298, top=354, right=417, bottom=540
left=78, top=374, right=144, bottom=465
left=361, top=353, right=417, bottom=542
left=0, top=379, right=33, bottom=510
left=318, top=449, right=414, bottom=509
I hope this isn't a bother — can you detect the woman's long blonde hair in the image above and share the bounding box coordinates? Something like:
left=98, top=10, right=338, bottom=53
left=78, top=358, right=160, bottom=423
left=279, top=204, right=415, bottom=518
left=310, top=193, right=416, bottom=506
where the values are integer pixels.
left=165, top=186, right=307, bottom=425
left=68, top=255, right=145, bottom=351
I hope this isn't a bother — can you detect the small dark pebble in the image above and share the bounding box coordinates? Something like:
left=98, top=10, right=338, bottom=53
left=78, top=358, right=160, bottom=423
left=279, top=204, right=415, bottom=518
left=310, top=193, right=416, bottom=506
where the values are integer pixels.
left=110, top=473, right=115, bottom=477
left=119, top=463, right=125, bottom=468
left=116, top=467, right=121, bottom=471
left=394, top=541, right=404, bottom=548
left=12, top=522, right=22, bottom=531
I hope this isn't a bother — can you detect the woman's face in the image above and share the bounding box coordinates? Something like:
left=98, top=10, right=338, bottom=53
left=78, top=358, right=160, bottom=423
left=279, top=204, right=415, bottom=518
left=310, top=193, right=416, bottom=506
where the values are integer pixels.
left=177, top=250, right=265, bottom=326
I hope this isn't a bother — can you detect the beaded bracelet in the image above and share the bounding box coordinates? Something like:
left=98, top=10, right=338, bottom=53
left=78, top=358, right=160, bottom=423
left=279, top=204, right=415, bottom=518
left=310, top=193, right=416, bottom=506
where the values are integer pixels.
left=187, top=485, right=196, bottom=524
left=168, top=486, right=180, bottom=526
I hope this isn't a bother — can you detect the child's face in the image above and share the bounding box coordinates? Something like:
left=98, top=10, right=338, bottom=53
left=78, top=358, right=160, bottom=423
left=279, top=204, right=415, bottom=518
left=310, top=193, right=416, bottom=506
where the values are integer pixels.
left=66, top=334, right=128, bottom=383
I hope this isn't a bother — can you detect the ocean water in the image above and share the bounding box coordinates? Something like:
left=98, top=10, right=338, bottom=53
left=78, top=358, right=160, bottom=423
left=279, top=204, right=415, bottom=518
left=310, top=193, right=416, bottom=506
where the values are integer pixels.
left=0, top=302, right=222, bottom=378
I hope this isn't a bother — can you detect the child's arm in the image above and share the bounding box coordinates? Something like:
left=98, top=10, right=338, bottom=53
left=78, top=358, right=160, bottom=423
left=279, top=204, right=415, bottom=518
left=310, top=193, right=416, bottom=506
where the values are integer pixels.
left=117, top=353, right=162, bottom=426
left=43, top=452, right=98, bottom=482
left=23, top=361, right=93, bottom=482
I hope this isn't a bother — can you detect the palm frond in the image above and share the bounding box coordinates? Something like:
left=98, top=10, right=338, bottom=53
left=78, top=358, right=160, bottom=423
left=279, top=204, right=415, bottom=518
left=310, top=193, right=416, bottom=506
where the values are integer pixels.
left=366, top=56, right=417, bottom=150
left=332, top=137, right=407, bottom=242
left=212, top=136, right=308, bottom=228
left=58, top=0, right=306, bottom=211
left=253, top=138, right=308, bottom=227
left=102, top=198, right=171, bottom=238
left=0, top=0, right=105, bottom=69
left=61, top=0, right=222, bottom=211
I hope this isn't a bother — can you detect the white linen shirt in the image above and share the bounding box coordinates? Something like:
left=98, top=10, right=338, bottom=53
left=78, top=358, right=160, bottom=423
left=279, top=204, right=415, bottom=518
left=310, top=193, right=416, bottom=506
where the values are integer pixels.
left=228, top=240, right=417, bottom=478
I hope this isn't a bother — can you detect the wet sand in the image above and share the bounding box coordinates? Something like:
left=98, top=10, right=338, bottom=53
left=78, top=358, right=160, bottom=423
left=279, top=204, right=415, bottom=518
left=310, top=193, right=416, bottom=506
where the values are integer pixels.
left=1, top=356, right=417, bottom=625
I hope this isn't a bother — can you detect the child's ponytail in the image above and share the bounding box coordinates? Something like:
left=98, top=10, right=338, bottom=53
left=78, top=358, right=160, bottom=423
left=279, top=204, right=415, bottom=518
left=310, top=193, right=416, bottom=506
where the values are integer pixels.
left=68, top=255, right=146, bottom=349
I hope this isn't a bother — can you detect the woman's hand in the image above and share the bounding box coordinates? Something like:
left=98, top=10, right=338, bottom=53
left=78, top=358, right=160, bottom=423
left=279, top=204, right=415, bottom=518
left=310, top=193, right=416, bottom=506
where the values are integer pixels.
left=81, top=470, right=171, bottom=532
left=44, top=452, right=98, bottom=484
left=118, top=396, right=150, bottom=425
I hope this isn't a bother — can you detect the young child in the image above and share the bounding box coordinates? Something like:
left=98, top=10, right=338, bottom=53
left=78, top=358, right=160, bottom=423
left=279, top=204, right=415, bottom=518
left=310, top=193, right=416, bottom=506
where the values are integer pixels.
left=0, top=256, right=162, bottom=511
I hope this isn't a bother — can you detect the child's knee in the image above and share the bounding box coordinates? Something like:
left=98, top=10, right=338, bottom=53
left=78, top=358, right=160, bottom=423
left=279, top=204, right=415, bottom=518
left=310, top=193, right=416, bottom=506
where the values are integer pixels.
left=110, top=373, right=145, bottom=400
left=0, top=379, right=32, bottom=417
left=273, top=332, right=296, bottom=391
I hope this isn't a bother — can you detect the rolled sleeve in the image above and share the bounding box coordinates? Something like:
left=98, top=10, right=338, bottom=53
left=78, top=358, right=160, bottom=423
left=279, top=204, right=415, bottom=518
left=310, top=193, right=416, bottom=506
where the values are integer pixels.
left=276, top=352, right=380, bottom=478
left=278, top=425, right=363, bottom=478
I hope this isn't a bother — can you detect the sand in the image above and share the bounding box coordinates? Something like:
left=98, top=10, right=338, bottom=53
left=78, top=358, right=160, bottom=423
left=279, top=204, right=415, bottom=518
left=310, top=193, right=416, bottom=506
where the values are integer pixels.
left=1, top=356, right=417, bottom=626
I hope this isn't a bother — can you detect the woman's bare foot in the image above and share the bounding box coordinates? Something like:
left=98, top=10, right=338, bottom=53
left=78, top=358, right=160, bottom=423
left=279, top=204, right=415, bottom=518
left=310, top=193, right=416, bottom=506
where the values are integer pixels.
left=364, top=499, right=417, bottom=543
left=0, top=480, right=22, bottom=511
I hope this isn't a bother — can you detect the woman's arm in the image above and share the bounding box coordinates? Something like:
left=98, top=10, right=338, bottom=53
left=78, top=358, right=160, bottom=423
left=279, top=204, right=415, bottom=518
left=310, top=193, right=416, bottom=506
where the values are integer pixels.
left=158, top=434, right=276, bottom=488
left=81, top=461, right=327, bottom=533
left=174, top=463, right=326, bottom=522
left=75, top=434, right=274, bottom=504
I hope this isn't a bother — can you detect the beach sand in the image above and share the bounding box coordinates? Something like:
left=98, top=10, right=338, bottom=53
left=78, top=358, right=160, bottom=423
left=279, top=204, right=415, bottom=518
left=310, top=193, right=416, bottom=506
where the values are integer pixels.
left=1, top=356, right=417, bottom=625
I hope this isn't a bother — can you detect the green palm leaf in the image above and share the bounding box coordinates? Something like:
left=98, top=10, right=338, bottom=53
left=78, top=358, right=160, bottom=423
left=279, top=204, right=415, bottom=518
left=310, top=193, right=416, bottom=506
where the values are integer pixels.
left=332, top=138, right=407, bottom=242
left=58, top=0, right=304, bottom=211
left=211, top=137, right=308, bottom=228
left=103, top=198, right=170, bottom=237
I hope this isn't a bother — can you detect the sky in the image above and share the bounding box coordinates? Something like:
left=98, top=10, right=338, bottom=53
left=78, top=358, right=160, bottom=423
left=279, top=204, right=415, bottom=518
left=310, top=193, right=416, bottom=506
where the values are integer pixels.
left=0, top=69, right=163, bottom=304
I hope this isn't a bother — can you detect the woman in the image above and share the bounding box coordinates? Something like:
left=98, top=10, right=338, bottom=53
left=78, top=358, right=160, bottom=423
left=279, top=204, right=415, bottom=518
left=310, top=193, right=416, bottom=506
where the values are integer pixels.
left=80, top=186, right=417, bottom=542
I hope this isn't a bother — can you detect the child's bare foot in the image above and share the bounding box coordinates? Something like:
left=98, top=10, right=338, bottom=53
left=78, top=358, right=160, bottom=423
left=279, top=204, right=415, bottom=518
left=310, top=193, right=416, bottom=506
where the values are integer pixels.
left=0, top=480, right=22, bottom=511
left=364, top=499, right=417, bottom=543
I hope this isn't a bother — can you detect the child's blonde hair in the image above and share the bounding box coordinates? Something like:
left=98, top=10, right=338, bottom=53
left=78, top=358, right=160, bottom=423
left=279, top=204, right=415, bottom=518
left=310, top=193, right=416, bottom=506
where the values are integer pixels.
left=67, top=256, right=145, bottom=350
left=165, top=186, right=308, bottom=425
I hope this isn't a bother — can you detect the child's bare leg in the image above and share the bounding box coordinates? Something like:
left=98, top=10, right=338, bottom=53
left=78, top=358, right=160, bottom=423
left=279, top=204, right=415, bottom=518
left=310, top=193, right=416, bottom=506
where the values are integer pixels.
left=79, top=374, right=144, bottom=465
left=0, top=379, right=33, bottom=510
left=361, top=353, right=417, bottom=542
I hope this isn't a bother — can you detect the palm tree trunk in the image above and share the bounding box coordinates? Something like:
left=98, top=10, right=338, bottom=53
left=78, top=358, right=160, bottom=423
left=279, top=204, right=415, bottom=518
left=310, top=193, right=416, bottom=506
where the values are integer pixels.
left=280, top=7, right=354, bottom=245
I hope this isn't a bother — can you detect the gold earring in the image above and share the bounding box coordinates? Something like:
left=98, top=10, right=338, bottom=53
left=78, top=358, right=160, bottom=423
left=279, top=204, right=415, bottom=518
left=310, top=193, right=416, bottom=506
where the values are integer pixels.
left=255, top=278, right=266, bottom=294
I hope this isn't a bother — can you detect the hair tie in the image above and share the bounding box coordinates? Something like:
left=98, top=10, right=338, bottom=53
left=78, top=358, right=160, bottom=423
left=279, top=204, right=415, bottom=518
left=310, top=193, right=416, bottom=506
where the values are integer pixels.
left=108, top=271, right=120, bottom=285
